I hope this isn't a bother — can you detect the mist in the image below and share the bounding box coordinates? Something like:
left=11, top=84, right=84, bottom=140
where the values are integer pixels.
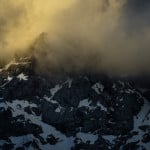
left=0, top=0, right=150, bottom=75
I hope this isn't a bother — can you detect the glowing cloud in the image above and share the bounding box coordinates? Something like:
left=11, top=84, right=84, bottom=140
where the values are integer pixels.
left=0, top=0, right=150, bottom=75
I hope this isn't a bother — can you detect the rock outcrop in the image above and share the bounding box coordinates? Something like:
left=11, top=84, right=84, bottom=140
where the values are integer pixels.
left=0, top=57, right=149, bottom=150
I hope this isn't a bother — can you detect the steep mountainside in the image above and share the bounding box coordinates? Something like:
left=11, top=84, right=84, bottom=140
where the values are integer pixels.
left=0, top=57, right=149, bottom=150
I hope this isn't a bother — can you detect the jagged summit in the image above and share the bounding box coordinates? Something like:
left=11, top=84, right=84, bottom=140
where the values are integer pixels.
left=0, top=57, right=149, bottom=150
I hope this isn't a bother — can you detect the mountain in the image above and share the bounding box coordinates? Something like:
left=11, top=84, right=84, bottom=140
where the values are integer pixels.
left=0, top=57, right=149, bottom=150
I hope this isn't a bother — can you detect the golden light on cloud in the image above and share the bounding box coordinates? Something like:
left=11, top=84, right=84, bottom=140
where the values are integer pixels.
left=0, top=0, right=150, bottom=74
left=0, top=0, right=76, bottom=55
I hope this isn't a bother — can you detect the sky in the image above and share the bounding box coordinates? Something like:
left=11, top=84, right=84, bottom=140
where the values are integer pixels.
left=0, top=0, right=150, bottom=75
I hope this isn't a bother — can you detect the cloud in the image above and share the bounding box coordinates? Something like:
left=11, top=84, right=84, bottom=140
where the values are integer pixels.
left=0, top=0, right=74, bottom=61
left=0, top=0, right=150, bottom=75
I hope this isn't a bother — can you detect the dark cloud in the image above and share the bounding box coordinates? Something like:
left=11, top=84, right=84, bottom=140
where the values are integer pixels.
left=123, top=0, right=150, bottom=31
left=126, top=0, right=150, bottom=12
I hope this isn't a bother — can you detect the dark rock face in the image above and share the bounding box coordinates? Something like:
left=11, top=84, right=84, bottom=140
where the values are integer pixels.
left=1, top=76, right=50, bottom=100
left=0, top=108, right=42, bottom=138
left=0, top=57, right=149, bottom=150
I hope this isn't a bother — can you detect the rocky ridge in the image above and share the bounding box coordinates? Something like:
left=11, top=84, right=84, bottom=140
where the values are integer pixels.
left=0, top=57, right=149, bottom=150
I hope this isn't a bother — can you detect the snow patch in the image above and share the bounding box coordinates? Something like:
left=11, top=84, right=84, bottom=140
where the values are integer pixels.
left=65, top=78, right=73, bottom=88
left=102, top=135, right=117, bottom=144
left=0, top=140, right=8, bottom=146
left=76, top=132, right=98, bottom=144
left=118, top=80, right=125, bottom=87
left=125, top=89, right=135, bottom=94
left=97, top=102, right=107, bottom=112
left=7, top=76, right=13, bottom=81
left=55, top=105, right=64, bottom=113
left=0, top=102, right=7, bottom=110
left=92, top=82, right=104, bottom=94
left=78, top=99, right=91, bottom=108
left=17, top=73, right=28, bottom=81
left=50, top=85, right=62, bottom=96
left=44, top=96, right=59, bottom=104
left=126, top=99, right=150, bottom=150
left=7, top=100, right=37, bottom=117
left=133, top=99, right=150, bottom=131
left=4, top=100, right=74, bottom=150
left=10, top=134, right=34, bottom=149
left=78, top=99, right=107, bottom=112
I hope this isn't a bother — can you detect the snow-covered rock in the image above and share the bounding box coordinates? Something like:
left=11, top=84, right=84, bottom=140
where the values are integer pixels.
left=0, top=57, right=149, bottom=150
